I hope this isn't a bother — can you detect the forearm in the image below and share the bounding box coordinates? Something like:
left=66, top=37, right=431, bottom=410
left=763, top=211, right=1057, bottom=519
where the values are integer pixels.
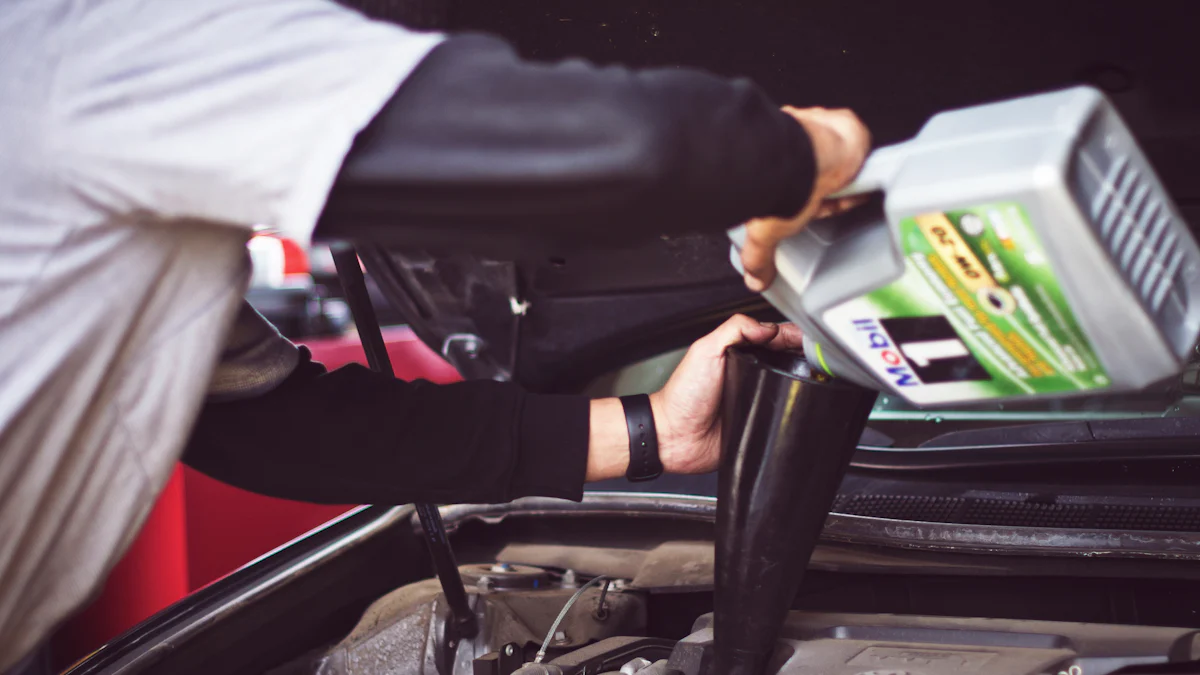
left=314, top=33, right=816, bottom=249
left=184, top=348, right=594, bottom=504
left=585, top=398, right=630, bottom=481
left=586, top=394, right=693, bottom=481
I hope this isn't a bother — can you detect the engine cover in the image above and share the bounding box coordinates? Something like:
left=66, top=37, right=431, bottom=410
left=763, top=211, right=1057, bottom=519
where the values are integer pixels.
left=655, top=612, right=1199, bottom=675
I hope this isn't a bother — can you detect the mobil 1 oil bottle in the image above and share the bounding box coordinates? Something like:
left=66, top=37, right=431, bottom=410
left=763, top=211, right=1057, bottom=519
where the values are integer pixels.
left=730, top=86, right=1200, bottom=406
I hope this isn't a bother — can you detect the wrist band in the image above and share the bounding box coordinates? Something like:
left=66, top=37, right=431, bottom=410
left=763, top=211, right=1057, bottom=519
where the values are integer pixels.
left=620, top=394, right=663, bottom=482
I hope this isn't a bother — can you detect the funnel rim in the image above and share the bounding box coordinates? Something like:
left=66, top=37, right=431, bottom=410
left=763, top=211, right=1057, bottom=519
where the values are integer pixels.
left=726, top=344, right=861, bottom=390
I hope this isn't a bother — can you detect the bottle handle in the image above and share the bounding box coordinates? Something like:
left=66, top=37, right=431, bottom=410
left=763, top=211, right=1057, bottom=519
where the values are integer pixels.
left=829, top=142, right=907, bottom=199
left=727, top=141, right=908, bottom=268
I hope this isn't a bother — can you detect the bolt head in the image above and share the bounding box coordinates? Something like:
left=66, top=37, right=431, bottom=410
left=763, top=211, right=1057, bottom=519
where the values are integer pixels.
left=504, top=644, right=516, bottom=656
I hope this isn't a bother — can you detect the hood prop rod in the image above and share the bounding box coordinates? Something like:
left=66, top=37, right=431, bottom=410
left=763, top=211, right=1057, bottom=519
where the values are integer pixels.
left=331, top=245, right=479, bottom=645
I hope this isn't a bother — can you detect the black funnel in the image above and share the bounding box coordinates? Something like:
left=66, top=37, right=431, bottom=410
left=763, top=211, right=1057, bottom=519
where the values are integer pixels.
left=713, top=346, right=877, bottom=675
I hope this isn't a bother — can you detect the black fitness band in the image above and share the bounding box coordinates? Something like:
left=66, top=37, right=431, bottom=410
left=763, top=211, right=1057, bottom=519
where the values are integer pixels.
left=620, top=394, right=663, bottom=482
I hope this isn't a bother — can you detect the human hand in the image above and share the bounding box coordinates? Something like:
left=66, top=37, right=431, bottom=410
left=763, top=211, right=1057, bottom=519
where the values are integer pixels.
left=649, top=315, right=804, bottom=475
left=584, top=315, right=803, bottom=482
left=740, top=106, right=871, bottom=292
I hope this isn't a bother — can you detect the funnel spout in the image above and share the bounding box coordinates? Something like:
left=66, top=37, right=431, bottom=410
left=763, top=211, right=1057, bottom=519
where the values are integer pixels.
left=712, top=346, right=876, bottom=675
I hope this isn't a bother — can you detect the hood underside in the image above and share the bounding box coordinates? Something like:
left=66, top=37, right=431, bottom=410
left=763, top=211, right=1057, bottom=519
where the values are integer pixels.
left=346, top=0, right=1200, bottom=394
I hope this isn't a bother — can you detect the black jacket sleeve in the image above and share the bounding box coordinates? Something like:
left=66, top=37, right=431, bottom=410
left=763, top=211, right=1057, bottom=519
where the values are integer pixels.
left=187, top=35, right=815, bottom=506
left=182, top=347, right=590, bottom=505
left=314, top=33, right=816, bottom=249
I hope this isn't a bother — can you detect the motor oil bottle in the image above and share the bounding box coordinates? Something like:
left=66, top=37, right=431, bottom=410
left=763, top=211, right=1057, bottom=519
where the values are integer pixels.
left=730, top=86, right=1200, bottom=406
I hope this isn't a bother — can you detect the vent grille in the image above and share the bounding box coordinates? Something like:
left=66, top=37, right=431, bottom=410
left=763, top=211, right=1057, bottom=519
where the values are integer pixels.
left=833, top=493, right=1200, bottom=533
left=832, top=494, right=964, bottom=522
left=962, top=499, right=1091, bottom=528
left=1095, top=504, right=1200, bottom=532
left=1088, top=154, right=1187, bottom=318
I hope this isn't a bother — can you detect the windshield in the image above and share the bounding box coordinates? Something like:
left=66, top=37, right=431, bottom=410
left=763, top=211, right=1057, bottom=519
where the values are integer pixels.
left=864, top=349, right=1200, bottom=447
left=582, top=344, right=1200, bottom=450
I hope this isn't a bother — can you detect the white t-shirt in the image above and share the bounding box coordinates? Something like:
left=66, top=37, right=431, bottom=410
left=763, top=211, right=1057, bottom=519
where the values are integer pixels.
left=0, top=0, right=442, bottom=667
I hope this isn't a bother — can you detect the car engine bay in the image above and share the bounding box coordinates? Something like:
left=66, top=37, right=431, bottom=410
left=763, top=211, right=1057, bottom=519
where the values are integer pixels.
left=269, top=557, right=1200, bottom=675
left=69, top=487, right=1200, bottom=675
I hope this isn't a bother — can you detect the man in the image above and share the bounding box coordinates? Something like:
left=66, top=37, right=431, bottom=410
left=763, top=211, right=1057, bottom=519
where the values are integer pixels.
left=0, top=0, right=869, bottom=670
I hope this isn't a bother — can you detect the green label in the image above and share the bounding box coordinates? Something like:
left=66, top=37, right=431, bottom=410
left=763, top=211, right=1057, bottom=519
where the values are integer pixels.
left=823, top=202, right=1109, bottom=405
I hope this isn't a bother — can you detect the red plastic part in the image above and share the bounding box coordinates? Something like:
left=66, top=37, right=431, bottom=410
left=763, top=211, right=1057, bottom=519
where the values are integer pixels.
left=54, top=326, right=460, bottom=668
left=279, top=238, right=310, bottom=277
